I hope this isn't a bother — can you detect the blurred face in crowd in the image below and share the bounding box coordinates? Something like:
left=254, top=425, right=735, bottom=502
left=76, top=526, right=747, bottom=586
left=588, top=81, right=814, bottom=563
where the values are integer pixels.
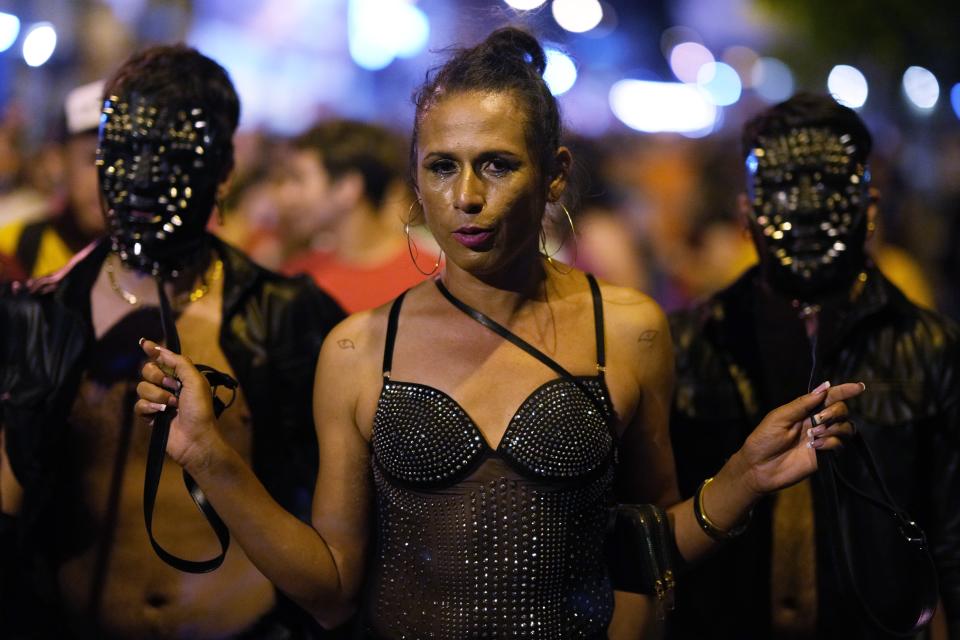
left=415, top=90, right=567, bottom=278
left=65, top=132, right=106, bottom=237
left=745, top=126, right=871, bottom=300
left=275, top=149, right=348, bottom=243
left=97, top=92, right=225, bottom=276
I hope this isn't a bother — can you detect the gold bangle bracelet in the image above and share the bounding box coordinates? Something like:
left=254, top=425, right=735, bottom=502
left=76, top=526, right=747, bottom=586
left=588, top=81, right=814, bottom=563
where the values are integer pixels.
left=693, top=476, right=751, bottom=541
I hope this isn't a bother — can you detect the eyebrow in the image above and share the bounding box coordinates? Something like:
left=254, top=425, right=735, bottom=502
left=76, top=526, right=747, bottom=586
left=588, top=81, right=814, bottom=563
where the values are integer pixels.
left=421, top=149, right=524, bottom=162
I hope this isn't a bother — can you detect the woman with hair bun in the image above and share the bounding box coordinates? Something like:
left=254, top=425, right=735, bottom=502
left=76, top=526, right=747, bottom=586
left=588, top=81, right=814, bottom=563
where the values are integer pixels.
left=135, top=27, right=862, bottom=638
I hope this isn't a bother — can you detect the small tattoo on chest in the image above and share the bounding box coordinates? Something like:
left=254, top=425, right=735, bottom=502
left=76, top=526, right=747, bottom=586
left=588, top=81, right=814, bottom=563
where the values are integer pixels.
left=338, top=339, right=355, bottom=350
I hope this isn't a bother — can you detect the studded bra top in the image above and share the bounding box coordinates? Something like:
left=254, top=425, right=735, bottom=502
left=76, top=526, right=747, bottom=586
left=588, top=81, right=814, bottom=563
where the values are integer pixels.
left=364, top=275, right=617, bottom=639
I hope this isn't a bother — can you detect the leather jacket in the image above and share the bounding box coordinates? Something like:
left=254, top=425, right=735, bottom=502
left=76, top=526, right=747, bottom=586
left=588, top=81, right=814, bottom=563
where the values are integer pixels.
left=668, top=265, right=960, bottom=639
left=0, top=236, right=345, bottom=634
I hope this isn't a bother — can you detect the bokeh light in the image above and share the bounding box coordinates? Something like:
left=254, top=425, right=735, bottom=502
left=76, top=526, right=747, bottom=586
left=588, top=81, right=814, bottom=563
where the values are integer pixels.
left=722, top=45, right=759, bottom=87
left=951, top=83, right=960, bottom=121
left=348, top=0, right=429, bottom=70
left=902, top=66, right=939, bottom=110
left=552, top=0, right=603, bottom=34
left=504, top=0, right=548, bottom=9
left=697, top=61, right=741, bottom=106
left=751, top=57, right=794, bottom=103
left=543, top=48, right=577, bottom=96
left=609, top=79, right=717, bottom=135
left=660, top=26, right=701, bottom=60
left=669, top=41, right=714, bottom=84
left=0, top=12, right=20, bottom=53
left=827, top=64, right=869, bottom=109
left=22, top=22, right=57, bottom=67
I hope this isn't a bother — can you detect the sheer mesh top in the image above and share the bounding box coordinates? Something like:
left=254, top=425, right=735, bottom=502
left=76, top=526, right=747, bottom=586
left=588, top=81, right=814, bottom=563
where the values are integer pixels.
left=364, top=276, right=617, bottom=639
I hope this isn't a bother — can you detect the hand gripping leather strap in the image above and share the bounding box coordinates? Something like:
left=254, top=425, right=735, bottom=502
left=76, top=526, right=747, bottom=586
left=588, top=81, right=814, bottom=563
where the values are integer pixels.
left=143, top=279, right=235, bottom=573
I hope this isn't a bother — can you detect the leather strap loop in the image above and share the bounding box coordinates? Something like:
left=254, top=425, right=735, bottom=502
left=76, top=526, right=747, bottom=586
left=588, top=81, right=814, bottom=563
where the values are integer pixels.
left=143, top=278, right=234, bottom=573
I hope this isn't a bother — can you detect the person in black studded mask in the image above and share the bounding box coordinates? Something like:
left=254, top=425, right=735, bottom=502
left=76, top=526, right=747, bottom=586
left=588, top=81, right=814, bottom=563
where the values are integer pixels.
left=0, top=45, right=344, bottom=638
left=668, top=93, right=960, bottom=639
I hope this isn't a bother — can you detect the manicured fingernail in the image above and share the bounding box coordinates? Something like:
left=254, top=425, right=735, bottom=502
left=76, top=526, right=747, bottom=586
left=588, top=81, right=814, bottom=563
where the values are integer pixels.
left=148, top=402, right=167, bottom=412
left=138, top=337, right=146, bottom=346
left=810, top=438, right=824, bottom=449
left=810, top=425, right=825, bottom=436
left=859, top=382, right=867, bottom=391
left=807, top=428, right=814, bottom=439
left=812, top=381, right=831, bottom=394
left=162, top=376, right=179, bottom=391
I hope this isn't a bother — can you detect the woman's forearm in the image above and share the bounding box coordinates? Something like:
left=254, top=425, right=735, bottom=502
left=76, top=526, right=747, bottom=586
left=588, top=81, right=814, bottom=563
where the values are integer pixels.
left=668, top=450, right=760, bottom=563
left=185, top=434, right=356, bottom=625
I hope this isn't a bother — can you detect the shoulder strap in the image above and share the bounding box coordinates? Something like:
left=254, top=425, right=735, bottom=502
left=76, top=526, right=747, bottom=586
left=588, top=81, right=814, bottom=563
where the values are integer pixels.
left=382, top=292, right=407, bottom=379
left=435, top=280, right=575, bottom=380
left=586, top=274, right=606, bottom=374
left=15, top=221, right=47, bottom=277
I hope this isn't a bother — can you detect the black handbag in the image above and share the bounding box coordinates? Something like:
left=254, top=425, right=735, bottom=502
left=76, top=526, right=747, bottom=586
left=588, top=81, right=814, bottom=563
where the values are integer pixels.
left=605, top=503, right=677, bottom=619
left=820, top=436, right=939, bottom=637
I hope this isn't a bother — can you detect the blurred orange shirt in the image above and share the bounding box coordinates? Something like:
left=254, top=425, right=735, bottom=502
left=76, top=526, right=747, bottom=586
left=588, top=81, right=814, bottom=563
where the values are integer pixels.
left=282, top=249, right=437, bottom=314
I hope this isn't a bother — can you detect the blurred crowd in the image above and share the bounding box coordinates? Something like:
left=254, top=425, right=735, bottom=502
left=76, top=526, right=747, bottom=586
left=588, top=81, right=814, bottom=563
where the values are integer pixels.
left=2, top=81, right=959, bottom=320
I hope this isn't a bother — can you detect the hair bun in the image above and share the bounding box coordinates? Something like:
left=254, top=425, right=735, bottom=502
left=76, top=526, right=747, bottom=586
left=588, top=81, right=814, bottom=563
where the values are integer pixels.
left=483, top=27, right=547, bottom=76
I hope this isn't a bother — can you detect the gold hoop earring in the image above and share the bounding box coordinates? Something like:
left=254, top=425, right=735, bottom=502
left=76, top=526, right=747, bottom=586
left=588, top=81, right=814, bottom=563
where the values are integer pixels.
left=406, top=200, right=421, bottom=226
left=540, top=203, right=577, bottom=274
left=405, top=220, right=442, bottom=276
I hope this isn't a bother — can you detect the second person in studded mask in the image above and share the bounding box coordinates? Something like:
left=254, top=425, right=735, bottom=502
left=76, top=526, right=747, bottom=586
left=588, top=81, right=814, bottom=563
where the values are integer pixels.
left=0, top=45, right=345, bottom=638
left=668, top=93, right=960, bottom=639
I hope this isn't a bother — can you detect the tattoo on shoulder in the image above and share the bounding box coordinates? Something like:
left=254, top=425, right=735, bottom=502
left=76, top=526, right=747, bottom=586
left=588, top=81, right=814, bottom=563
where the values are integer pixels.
left=337, top=339, right=356, bottom=350
left=638, top=330, right=658, bottom=346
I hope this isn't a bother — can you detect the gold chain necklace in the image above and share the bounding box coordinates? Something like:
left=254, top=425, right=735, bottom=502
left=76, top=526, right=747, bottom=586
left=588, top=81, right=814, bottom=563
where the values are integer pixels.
left=105, top=254, right=223, bottom=308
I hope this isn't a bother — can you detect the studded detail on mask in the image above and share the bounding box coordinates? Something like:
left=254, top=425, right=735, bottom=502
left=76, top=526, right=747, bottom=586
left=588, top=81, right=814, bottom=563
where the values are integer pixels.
left=746, top=126, right=870, bottom=298
left=97, top=93, right=221, bottom=278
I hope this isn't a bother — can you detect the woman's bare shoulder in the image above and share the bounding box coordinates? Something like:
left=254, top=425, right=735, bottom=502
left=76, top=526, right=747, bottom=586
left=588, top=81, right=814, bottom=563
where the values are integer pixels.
left=591, top=277, right=668, bottom=336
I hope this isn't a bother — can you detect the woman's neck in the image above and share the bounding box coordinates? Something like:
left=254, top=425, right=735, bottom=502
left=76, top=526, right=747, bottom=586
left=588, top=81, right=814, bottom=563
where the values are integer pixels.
left=440, top=253, right=550, bottom=319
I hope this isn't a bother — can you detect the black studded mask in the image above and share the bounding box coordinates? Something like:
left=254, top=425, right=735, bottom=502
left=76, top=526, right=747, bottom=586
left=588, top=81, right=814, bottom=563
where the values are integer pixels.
left=746, top=127, right=870, bottom=300
left=97, top=93, right=223, bottom=278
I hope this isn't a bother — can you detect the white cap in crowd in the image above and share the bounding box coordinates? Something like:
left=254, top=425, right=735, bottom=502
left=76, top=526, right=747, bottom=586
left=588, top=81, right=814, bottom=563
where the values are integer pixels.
left=64, top=79, right=105, bottom=135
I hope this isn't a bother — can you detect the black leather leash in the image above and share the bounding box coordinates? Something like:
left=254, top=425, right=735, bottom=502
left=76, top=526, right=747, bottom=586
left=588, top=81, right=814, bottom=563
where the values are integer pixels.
left=821, top=439, right=938, bottom=636
left=805, top=332, right=937, bottom=636
left=143, top=278, right=236, bottom=573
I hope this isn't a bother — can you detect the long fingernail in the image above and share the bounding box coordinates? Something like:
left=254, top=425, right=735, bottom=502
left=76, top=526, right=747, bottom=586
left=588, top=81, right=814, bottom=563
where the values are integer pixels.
left=859, top=382, right=867, bottom=391
left=809, top=425, right=825, bottom=437
left=810, top=438, right=825, bottom=449
left=148, top=402, right=167, bottom=412
left=162, top=376, right=179, bottom=391
left=138, top=337, right=146, bottom=346
left=812, top=380, right=831, bottom=394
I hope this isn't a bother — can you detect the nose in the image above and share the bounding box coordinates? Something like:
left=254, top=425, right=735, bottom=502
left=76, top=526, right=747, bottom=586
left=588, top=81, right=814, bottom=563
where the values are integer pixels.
left=132, top=144, right=157, bottom=190
left=454, top=167, right=484, bottom=215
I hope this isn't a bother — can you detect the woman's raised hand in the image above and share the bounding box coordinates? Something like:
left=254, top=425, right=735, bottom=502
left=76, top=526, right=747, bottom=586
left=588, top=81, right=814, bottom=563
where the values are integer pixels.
left=134, top=338, right=223, bottom=470
left=737, top=381, right=865, bottom=496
